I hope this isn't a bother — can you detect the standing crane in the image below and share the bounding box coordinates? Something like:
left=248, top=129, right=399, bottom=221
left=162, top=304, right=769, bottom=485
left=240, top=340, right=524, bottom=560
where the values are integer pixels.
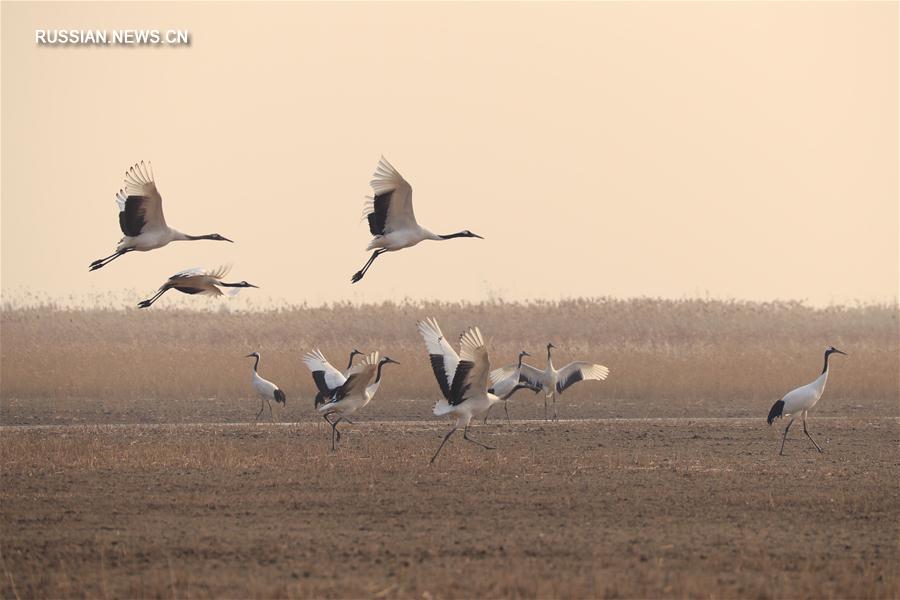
left=303, top=350, right=398, bottom=450
left=350, top=157, right=483, bottom=283
left=767, top=346, right=847, bottom=455
left=137, top=266, right=257, bottom=308
left=417, top=317, right=503, bottom=464
left=491, top=343, right=610, bottom=421
left=245, top=352, right=286, bottom=422
left=89, top=162, right=232, bottom=271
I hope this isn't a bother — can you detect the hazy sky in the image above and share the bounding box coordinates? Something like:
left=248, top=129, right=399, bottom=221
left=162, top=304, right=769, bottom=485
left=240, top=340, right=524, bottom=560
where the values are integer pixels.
left=2, top=2, right=897, bottom=308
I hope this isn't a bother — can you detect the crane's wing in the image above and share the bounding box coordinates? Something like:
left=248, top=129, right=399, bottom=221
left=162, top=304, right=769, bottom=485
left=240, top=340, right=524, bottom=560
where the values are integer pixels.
left=417, top=317, right=459, bottom=401
left=448, top=326, right=490, bottom=406
left=205, top=265, right=232, bottom=281
left=303, top=350, right=348, bottom=397
left=169, top=267, right=207, bottom=279
left=556, top=362, right=610, bottom=394
left=334, top=351, right=379, bottom=401
left=362, top=156, right=417, bottom=236
left=117, top=161, right=166, bottom=236
left=490, top=363, right=545, bottom=391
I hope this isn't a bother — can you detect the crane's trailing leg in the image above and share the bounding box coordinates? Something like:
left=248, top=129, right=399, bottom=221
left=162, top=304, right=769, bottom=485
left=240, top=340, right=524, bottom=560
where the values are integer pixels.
left=256, top=398, right=266, bottom=421
left=351, top=249, right=387, bottom=283
left=552, top=393, right=559, bottom=422
left=137, top=288, right=168, bottom=309
left=504, top=401, right=511, bottom=424
left=463, top=424, right=494, bottom=450
left=89, top=248, right=133, bottom=271
left=779, top=419, right=794, bottom=456
left=802, top=417, right=823, bottom=453
left=267, top=399, right=275, bottom=423
left=430, top=427, right=457, bottom=464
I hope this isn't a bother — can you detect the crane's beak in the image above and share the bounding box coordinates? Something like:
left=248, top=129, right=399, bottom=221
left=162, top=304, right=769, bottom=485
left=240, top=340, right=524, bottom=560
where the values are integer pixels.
left=834, top=349, right=848, bottom=356
left=245, top=353, right=255, bottom=358
left=223, top=236, right=234, bottom=243
left=247, top=283, right=259, bottom=288
left=386, top=358, right=400, bottom=365
left=472, top=233, right=484, bottom=239
left=522, top=351, right=531, bottom=357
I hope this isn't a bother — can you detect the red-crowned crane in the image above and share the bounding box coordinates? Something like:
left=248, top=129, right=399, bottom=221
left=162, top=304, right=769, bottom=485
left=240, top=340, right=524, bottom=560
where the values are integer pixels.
left=767, top=346, right=847, bottom=455
left=136, top=266, right=257, bottom=308
left=89, top=162, right=232, bottom=271
left=351, top=157, right=483, bottom=283
left=245, top=352, right=286, bottom=422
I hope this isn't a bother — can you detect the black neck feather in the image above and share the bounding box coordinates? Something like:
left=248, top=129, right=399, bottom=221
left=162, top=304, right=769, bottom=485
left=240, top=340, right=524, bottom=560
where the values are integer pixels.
left=252, top=355, right=260, bottom=372
left=822, top=349, right=835, bottom=374
left=374, top=360, right=387, bottom=384
left=438, top=231, right=468, bottom=240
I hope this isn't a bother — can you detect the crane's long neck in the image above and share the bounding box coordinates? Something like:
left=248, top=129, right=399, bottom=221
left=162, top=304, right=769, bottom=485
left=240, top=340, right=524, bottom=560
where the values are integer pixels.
left=547, top=346, right=554, bottom=369
left=517, top=354, right=525, bottom=369
left=347, top=353, right=356, bottom=370
left=821, top=350, right=834, bottom=375
left=251, top=355, right=260, bottom=372
left=182, top=233, right=219, bottom=241
left=437, top=231, right=469, bottom=240
left=374, top=360, right=391, bottom=384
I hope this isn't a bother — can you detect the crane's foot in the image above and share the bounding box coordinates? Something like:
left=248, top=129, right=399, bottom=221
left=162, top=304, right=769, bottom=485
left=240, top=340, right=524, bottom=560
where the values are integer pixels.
left=351, top=270, right=365, bottom=283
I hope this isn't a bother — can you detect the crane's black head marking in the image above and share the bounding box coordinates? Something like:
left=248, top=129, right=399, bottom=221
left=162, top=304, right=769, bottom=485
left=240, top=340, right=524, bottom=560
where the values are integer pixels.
left=826, top=346, right=847, bottom=356
left=237, top=281, right=258, bottom=288
left=245, top=352, right=260, bottom=358
left=547, top=343, right=556, bottom=349
left=209, top=234, right=233, bottom=242
left=519, top=350, right=531, bottom=358
left=381, top=357, right=400, bottom=365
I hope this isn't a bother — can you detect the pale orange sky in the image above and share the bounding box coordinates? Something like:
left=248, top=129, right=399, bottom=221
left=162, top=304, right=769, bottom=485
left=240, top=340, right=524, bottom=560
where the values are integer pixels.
left=1, top=2, right=897, bottom=308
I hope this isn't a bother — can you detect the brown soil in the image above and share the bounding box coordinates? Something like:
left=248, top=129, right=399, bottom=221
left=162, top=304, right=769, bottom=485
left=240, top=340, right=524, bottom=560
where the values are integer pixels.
left=2, top=416, right=897, bottom=598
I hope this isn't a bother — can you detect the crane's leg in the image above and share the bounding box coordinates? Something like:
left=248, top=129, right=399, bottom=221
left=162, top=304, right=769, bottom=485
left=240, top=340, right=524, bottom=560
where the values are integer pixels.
left=430, top=427, right=457, bottom=464
left=802, top=418, right=823, bottom=453
left=268, top=399, right=275, bottom=423
left=137, top=288, right=168, bottom=309
left=483, top=404, right=494, bottom=425
left=255, top=398, right=266, bottom=421
left=351, top=249, right=387, bottom=284
left=504, top=401, right=511, bottom=424
left=779, top=419, right=794, bottom=455
left=543, top=395, right=549, bottom=421
left=89, top=248, right=133, bottom=271
left=552, top=393, right=559, bottom=421
left=463, top=423, right=495, bottom=450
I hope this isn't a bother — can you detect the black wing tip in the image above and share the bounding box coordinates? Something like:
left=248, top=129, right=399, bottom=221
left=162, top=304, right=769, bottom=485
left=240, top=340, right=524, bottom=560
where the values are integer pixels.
left=767, top=400, right=785, bottom=425
left=274, top=389, right=286, bottom=404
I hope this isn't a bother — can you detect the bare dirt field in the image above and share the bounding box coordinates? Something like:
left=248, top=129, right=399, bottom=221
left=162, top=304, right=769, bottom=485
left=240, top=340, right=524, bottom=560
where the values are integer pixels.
left=2, top=416, right=898, bottom=599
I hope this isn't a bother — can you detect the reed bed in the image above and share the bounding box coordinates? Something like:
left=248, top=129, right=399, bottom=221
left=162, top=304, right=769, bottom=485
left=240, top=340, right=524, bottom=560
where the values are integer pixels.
left=1, top=298, right=897, bottom=420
